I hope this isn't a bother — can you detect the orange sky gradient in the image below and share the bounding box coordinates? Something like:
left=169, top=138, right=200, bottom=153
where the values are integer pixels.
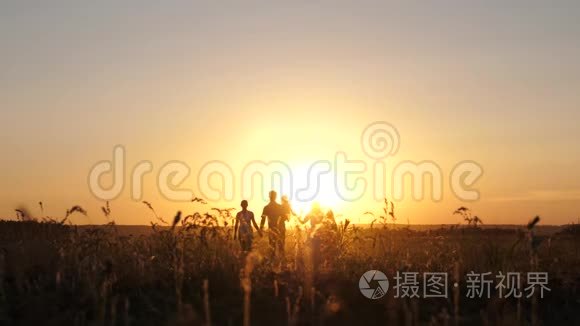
left=1, top=2, right=579, bottom=225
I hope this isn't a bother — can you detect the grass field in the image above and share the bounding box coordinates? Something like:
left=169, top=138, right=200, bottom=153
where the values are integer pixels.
left=1, top=205, right=579, bottom=325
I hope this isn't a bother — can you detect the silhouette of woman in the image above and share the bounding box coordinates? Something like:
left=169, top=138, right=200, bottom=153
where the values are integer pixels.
left=299, top=202, right=326, bottom=276
left=300, top=202, right=324, bottom=228
left=234, top=200, right=261, bottom=252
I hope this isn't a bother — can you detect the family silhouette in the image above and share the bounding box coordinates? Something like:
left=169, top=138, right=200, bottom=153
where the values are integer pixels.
left=233, top=190, right=336, bottom=257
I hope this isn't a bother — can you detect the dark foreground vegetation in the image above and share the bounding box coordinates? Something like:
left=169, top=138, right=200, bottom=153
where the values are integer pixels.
left=0, top=208, right=579, bottom=325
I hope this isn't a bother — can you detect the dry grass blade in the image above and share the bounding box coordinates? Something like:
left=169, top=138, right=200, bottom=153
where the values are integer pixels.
left=143, top=201, right=168, bottom=224
left=65, top=205, right=87, bottom=218
left=527, top=216, right=541, bottom=230
left=101, top=201, right=111, bottom=218
left=171, top=211, right=182, bottom=230
left=192, top=197, right=207, bottom=204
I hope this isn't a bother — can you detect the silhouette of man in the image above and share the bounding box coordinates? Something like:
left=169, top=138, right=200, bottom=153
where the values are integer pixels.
left=260, top=190, right=285, bottom=257
left=278, top=195, right=296, bottom=256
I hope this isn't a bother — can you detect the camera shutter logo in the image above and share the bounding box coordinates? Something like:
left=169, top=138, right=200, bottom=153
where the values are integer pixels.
left=359, top=270, right=389, bottom=299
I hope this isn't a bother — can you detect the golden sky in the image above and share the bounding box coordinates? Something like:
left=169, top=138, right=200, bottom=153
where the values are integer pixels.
left=1, top=2, right=579, bottom=225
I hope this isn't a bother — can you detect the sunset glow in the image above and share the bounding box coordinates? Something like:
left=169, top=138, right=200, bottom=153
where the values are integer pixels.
left=1, top=2, right=578, bottom=226
left=1, top=3, right=579, bottom=325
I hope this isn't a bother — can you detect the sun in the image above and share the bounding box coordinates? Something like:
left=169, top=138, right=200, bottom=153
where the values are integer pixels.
left=288, top=163, right=344, bottom=215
